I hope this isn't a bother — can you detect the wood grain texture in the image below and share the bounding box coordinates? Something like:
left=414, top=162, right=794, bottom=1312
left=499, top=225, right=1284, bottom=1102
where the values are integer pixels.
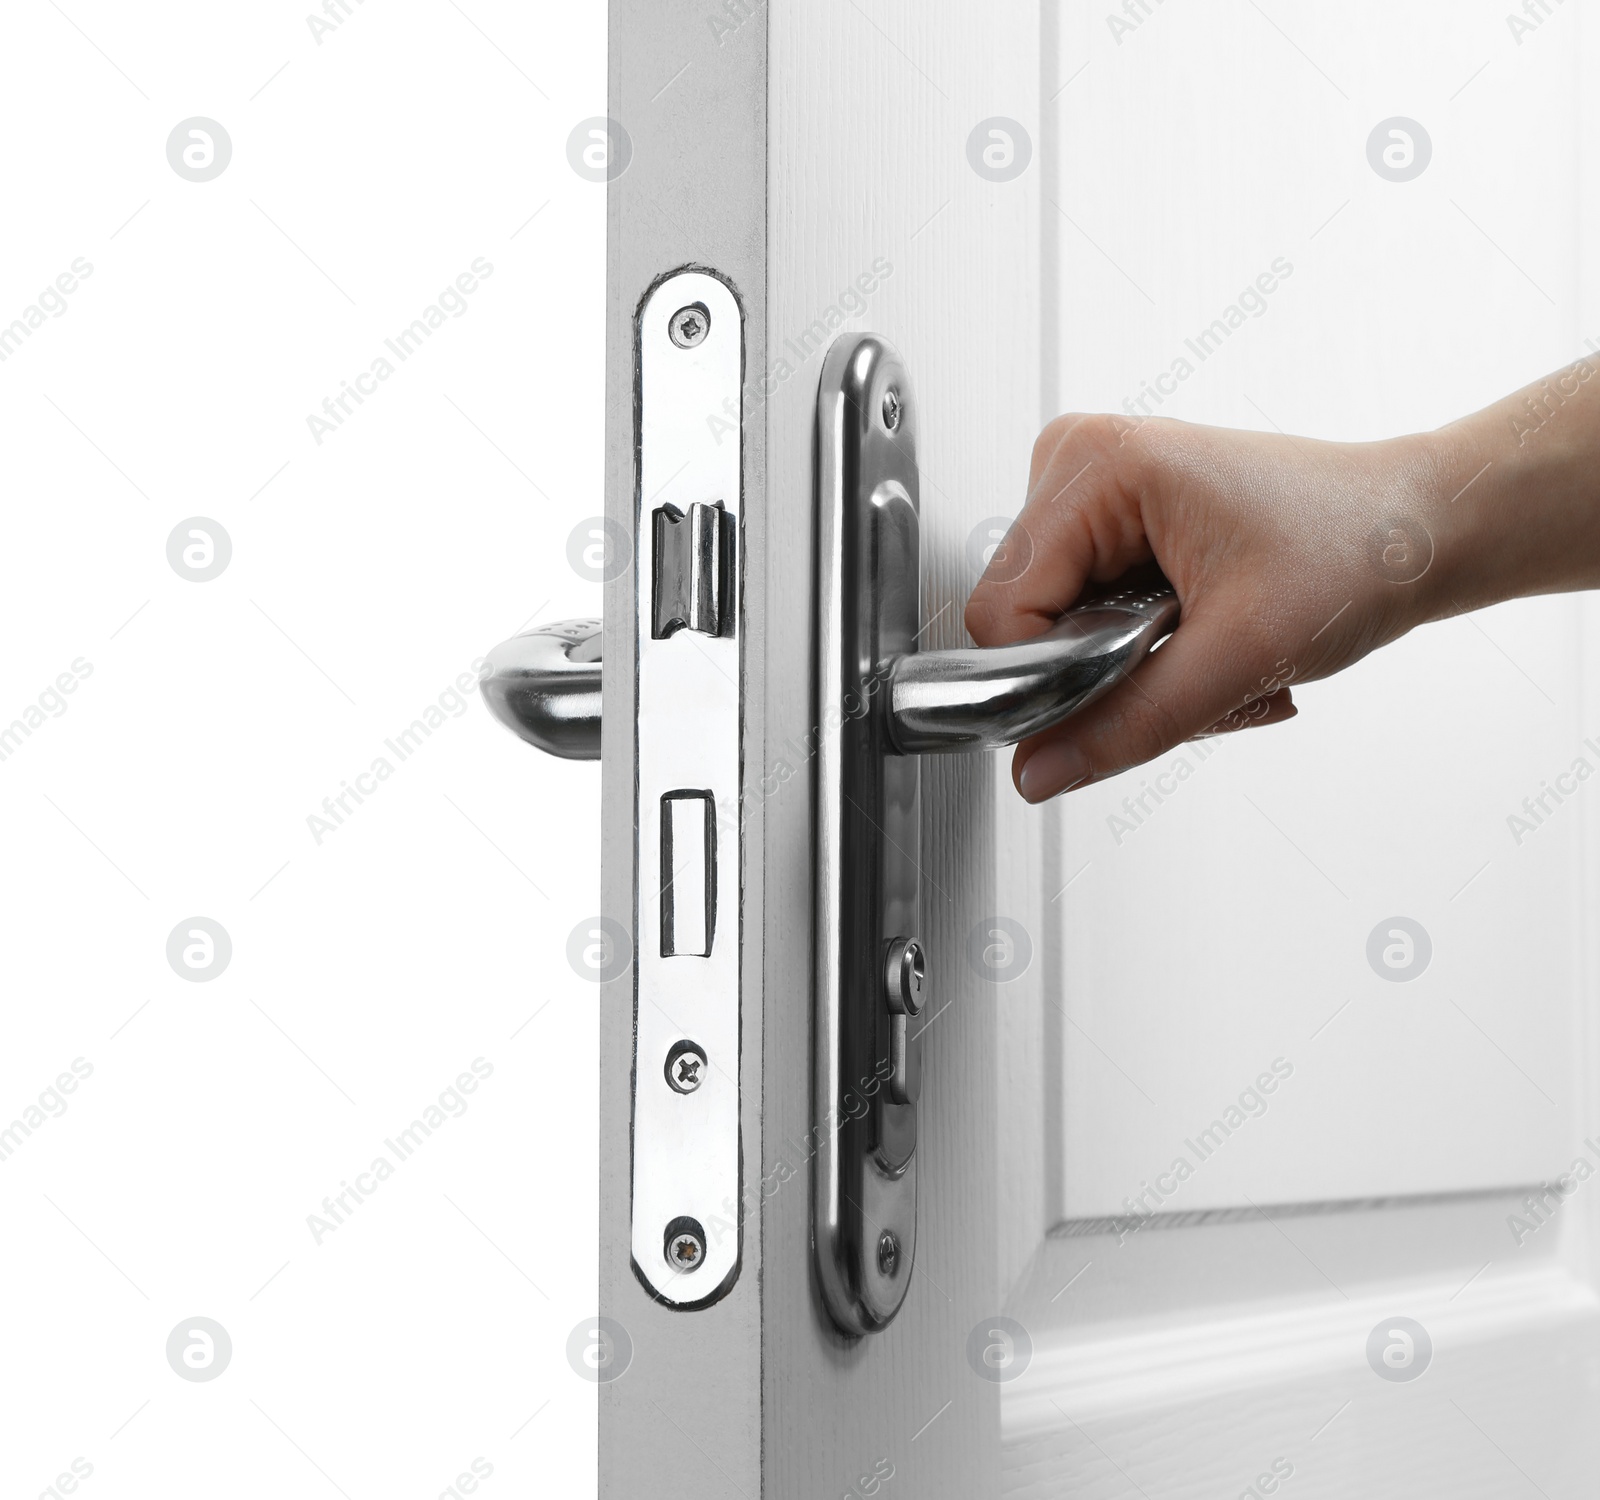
left=762, top=2, right=1041, bottom=1495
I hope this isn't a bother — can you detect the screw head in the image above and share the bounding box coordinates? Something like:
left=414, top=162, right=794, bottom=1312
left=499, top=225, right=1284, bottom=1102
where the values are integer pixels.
left=877, top=1230, right=900, bottom=1277
left=665, top=1217, right=707, bottom=1273
left=881, top=388, right=902, bottom=431
left=669, top=303, right=710, bottom=349
left=665, top=1040, right=707, bottom=1094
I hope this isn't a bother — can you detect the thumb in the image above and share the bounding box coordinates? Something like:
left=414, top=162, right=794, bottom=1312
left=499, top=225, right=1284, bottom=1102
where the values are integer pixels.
left=1011, top=604, right=1294, bottom=802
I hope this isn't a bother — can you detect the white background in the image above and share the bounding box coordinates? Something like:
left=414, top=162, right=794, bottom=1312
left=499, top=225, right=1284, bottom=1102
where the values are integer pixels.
left=0, top=3, right=605, bottom=1497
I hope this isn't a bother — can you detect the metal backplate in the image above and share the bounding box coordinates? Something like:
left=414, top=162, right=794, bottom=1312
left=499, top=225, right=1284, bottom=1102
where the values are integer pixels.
left=633, top=270, right=743, bottom=1306
left=814, top=334, right=923, bottom=1334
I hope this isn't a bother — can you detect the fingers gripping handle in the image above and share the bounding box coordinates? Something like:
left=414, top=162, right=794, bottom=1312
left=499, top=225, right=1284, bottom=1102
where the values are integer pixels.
left=886, top=585, right=1180, bottom=754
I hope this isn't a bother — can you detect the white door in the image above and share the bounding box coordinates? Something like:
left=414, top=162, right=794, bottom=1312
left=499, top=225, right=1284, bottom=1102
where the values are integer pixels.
left=1007, top=7, right=1600, bottom=1493
left=599, top=2, right=1600, bottom=1497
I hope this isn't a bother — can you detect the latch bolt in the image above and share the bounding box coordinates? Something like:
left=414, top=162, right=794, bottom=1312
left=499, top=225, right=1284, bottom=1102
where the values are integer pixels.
left=653, top=500, right=731, bottom=639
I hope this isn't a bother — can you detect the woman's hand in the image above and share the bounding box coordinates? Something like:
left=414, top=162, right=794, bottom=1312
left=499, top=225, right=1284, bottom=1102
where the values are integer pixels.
left=963, top=412, right=1464, bottom=803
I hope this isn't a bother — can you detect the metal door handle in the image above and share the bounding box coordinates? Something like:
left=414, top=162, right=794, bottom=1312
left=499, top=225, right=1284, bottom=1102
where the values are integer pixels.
left=479, top=620, right=603, bottom=760
left=479, top=593, right=1175, bottom=759
left=475, top=310, right=1180, bottom=1336
left=887, top=586, right=1177, bottom=753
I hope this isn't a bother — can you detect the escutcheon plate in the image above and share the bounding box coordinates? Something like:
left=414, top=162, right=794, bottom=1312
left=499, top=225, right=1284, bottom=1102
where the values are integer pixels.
left=813, top=334, right=924, bottom=1335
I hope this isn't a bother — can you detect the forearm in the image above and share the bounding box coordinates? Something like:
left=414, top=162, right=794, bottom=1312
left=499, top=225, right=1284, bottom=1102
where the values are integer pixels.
left=970, top=360, right=1600, bottom=801
left=1420, top=357, right=1600, bottom=622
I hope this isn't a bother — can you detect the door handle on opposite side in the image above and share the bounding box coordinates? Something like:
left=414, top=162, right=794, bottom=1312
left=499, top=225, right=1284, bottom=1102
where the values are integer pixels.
left=479, top=620, right=603, bottom=760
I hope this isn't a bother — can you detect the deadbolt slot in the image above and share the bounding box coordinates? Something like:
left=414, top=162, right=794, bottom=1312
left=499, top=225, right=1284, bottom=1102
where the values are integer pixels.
left=661, top=790, right=716, bottom=958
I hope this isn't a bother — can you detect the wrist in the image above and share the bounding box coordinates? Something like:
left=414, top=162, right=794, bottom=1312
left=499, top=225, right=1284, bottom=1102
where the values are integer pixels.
left=1417, top=367, right=1600, bottom=618
left=1354, top=429, right=1473, bottom=634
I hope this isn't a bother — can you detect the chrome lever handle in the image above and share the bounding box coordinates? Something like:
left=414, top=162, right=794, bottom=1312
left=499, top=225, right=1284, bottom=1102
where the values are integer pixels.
left=886, top=584, right=1179, bottom=754
left=480, top=587, right=1178, bottom=764
left=811, top=335, right=1183, bottom=1334
left=479, top=619, right=603, bottom=760
left=473, top=588, right=1177, bottom=764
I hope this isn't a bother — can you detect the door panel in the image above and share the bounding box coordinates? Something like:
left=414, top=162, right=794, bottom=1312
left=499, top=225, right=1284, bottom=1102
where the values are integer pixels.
left=998, top=4, right=1600, bottom=1495
left=1048, top=0, right=1593, bottom=1215
left=1004, top=1195, right=1600, bottom=1496
left=1055, top=599, right=1588, bottom=1216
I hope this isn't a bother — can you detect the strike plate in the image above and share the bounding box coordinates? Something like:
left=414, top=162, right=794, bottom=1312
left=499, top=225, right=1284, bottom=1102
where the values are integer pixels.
left=632, top=270, right=743, bottom=1306
left=814, top=334, right=923, bottom=1335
